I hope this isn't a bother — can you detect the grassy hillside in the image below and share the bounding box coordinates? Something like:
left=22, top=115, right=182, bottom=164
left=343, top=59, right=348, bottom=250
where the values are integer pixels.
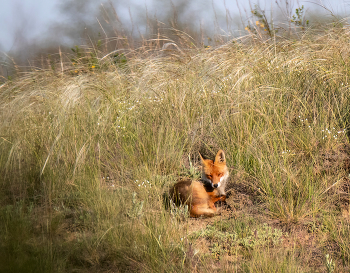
left=1, top=25, right=350, bottom=272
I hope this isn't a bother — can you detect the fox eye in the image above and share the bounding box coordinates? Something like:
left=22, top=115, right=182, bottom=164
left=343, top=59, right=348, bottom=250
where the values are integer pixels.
left=207, top=175, right=212, bottom=180
left=218, top=173, right=223, bottom=177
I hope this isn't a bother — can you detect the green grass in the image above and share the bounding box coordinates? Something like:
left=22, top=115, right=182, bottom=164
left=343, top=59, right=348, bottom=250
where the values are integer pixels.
left=1, top=24, right=350, bottom=272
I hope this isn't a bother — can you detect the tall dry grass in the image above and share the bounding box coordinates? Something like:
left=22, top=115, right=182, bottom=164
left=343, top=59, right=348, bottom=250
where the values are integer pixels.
left=1, top=20, right=350, bottom=271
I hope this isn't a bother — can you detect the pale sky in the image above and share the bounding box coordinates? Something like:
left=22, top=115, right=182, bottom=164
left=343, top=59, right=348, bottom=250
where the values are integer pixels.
left=0, top=0, right=349, bottom=52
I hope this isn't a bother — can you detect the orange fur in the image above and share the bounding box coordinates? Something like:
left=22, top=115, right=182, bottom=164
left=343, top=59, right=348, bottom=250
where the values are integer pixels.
left=169, top=150, right=229, bottom=218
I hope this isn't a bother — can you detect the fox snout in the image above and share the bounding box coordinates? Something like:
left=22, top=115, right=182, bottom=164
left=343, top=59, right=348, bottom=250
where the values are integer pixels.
left=213, top=183, right=220, bottom=188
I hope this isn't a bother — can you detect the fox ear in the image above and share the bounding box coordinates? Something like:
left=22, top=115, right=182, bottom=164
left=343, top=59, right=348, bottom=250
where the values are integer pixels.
left=215, top=150, right=226, bottom=164
left=199, top=152, right=212, bottom=167
left=198, top=152, right=205, bottom=164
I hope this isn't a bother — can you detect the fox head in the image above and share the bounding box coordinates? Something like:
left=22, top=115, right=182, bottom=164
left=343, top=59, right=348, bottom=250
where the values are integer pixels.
left=199, top=150, right=229, bottom=193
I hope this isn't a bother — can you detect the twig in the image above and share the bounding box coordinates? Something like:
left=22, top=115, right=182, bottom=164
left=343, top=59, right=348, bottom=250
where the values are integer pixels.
left=322, top=178, right=344, bottom=195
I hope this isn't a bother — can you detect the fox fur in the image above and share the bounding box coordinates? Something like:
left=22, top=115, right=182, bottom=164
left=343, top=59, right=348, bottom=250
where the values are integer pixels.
left=169, top=150, right=229, bottom=218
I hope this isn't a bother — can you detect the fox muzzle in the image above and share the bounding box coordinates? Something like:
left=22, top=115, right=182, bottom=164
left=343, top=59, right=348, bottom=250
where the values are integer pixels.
left=213, top=182, right=221, bottom=189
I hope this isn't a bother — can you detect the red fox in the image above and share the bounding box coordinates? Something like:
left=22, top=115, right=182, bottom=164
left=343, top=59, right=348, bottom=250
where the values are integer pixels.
left=169, top=150, right=229, bottom=218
